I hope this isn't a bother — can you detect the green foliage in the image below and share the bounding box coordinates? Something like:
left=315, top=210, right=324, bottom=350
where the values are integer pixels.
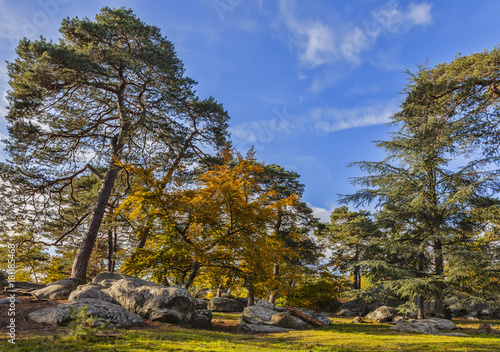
left=277, top=274, right=341, bottom=312
left=67, top=306, right=106, bottom=341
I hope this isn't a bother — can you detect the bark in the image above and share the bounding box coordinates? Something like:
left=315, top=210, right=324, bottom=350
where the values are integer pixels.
left=247, top=278, right=255, bottom=307
left=70, top=163, right=121, bottom=281
left=107, top=229, right=113, bottom=272
left=183, top=261, right=200, bottom=290
left=269, top=262, right=279, bottom=304
left=71, top=80, right=129, bottom=281
left=433, top=239, right=451, bottom=318
left=417, top=251, right=425, bottom=319
left=136, top=226, right=150, bottom=249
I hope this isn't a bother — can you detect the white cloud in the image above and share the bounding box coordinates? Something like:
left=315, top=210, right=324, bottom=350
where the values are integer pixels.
left=307, top=202, right=336, bottom=223
left=308, top=99, right=399, bottom=134
left=229, top=99, right=399, bottom=150
left=278, top=1, right=433, bottom=67
left=406, top=3, right=433, bottom=25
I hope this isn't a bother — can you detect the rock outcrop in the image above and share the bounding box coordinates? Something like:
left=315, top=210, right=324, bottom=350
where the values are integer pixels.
left=68, top=283, right=120, bottom=305
left=391, top=318, right=467, bottom=336
left=240, top=302, right=331, bottom=333
left=28, top=298, right=143, bottom=328
left=31, top=278, right=84, bottom=300
left=366, top=306, right=396, bottom=323
left=209, top=297, right=245, bottom=312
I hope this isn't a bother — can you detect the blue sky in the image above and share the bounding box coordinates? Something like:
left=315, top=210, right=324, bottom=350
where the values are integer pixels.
left=1, top=0, right=500, bottom=221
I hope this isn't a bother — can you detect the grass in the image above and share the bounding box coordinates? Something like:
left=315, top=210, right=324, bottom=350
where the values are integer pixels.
left=3, top=315, right=500, bottom=352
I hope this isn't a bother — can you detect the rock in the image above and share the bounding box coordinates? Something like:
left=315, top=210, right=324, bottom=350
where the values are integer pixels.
left=92, top=272, right=128, bottom=288
left=209, top=297, right=245, bottom=312
left=31, top=278, right=84, bottom=300
left=294, top=308, right=331, bottom=326
left=393, top=316, right=407, bottom=323
left=240, top=320, right=291, bottom=333
left=241, top=306, right=309, bottom=332
left=391, top=318, right=458, bottom=335
left=256, top=300, right=276, bottom=310
left=366, top=306, right=396, bottom=323
left=194, top=298, right=208, bottom=310
left=107, top=277, right=196, bottom=324
left=338, top=308, right=358, bottom=317
left=391, top=320, right=441, bottom=335
left=271, top=311, right=305, bottom=330
left=466, top=315, right=479, bottom=321
left=478, top=323, right=493, bottom=334
left=192, top=309, right=212, bottom=328
left=5, top=282, right=46, bottom=290
left=68, top=283, right=120, bottom=305
left=424, top=318, right=459, bottom=330
left=351, top=317, right=365, bottom=323
left=480, top=309, right=493, bottom=318
left=0, top=297, right=21, bottom=305
left=28, top=298, right=143, bottom=328
left=442, top=332, right=470, bottom=337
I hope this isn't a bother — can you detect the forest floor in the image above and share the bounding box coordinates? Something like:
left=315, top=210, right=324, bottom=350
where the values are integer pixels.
left=1, top=294, right=500, bottom=351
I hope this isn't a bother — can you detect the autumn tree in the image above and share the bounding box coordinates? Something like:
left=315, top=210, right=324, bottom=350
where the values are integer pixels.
left=0, top=7, right=229, bottom=281
left=118, top=149, right=306, bottom=304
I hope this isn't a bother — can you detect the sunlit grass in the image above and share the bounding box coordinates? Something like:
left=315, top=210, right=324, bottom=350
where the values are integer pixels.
left=3, top=316, right=500, bottom=352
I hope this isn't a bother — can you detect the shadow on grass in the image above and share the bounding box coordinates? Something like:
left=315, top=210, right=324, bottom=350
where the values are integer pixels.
left=4, top=319, right=500, bottom=352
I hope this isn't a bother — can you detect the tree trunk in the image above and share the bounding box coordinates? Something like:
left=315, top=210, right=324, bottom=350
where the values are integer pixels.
left=183, top=261, right=200, bottom=290
left=71, top=163, right=121, bottom=281
left=112, top=229, right=117, bottom=272
left=247, top=277, right=255, bottom=307
left=418, top=251, right=425, bottom=319
left=418, top=295, right=425, bottom=319
left=136, top=225, right=150, bottom=249
left=269, top=262, right=279, bottom=304
left=71, top=82, right=129, bottom=281
left=107, top=229, right=113, bottom=272
left=216, top=283, right=223, bottom=298
left=433, top=239, right=450, bottom=318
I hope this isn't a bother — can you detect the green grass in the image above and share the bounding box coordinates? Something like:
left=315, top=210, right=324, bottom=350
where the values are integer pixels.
left=3, top=316, right=500, bottom=352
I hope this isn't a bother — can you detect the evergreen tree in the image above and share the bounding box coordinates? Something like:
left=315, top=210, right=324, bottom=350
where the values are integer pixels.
left=342, top=66, right=498, bottom=317
left=1, top=7, right=229, bottom=281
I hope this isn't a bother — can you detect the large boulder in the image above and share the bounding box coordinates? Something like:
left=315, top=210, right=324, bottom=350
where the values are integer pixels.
left=68, top=283, right=120, bottom=305
left=295, top=308, right=332, bottom=326
left=192, top=308, right=213, bottom=328
left=240, top=305, right=310, bottom=333
left=31, top=278, right=84, bottom=300
left=209, top=297, right=245, bottom=312
left=366, top=306, right=396, bottom=323
left=92, top=272, right=128, bottom=288
left=28, top=298, right=143, bottom=328
left=270, top=311, right=305, bottom=330
left=107, top=277, right=197, bottom=325
left=391, top=318, right=460, bottom=335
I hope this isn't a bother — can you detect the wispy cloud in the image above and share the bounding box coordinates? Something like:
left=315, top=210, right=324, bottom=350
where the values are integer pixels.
left=229, top=98, right=399, bottom=150
left=279, top=0, right=433, bottom=67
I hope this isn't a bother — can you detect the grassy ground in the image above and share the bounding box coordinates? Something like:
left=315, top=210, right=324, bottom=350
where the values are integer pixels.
left=2, top=314, right=500, bottom=352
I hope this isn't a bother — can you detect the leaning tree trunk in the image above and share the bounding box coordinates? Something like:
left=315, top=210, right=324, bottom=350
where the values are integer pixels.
left=71, top=83, right=129, bottom=281
left=183, top=261, right=201, bottom=290
left=71, top=161, right=122, bottom=281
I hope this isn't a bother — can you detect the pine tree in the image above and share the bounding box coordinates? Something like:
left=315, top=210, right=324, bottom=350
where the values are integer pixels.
left=1, top=7, right=229, bottom=281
